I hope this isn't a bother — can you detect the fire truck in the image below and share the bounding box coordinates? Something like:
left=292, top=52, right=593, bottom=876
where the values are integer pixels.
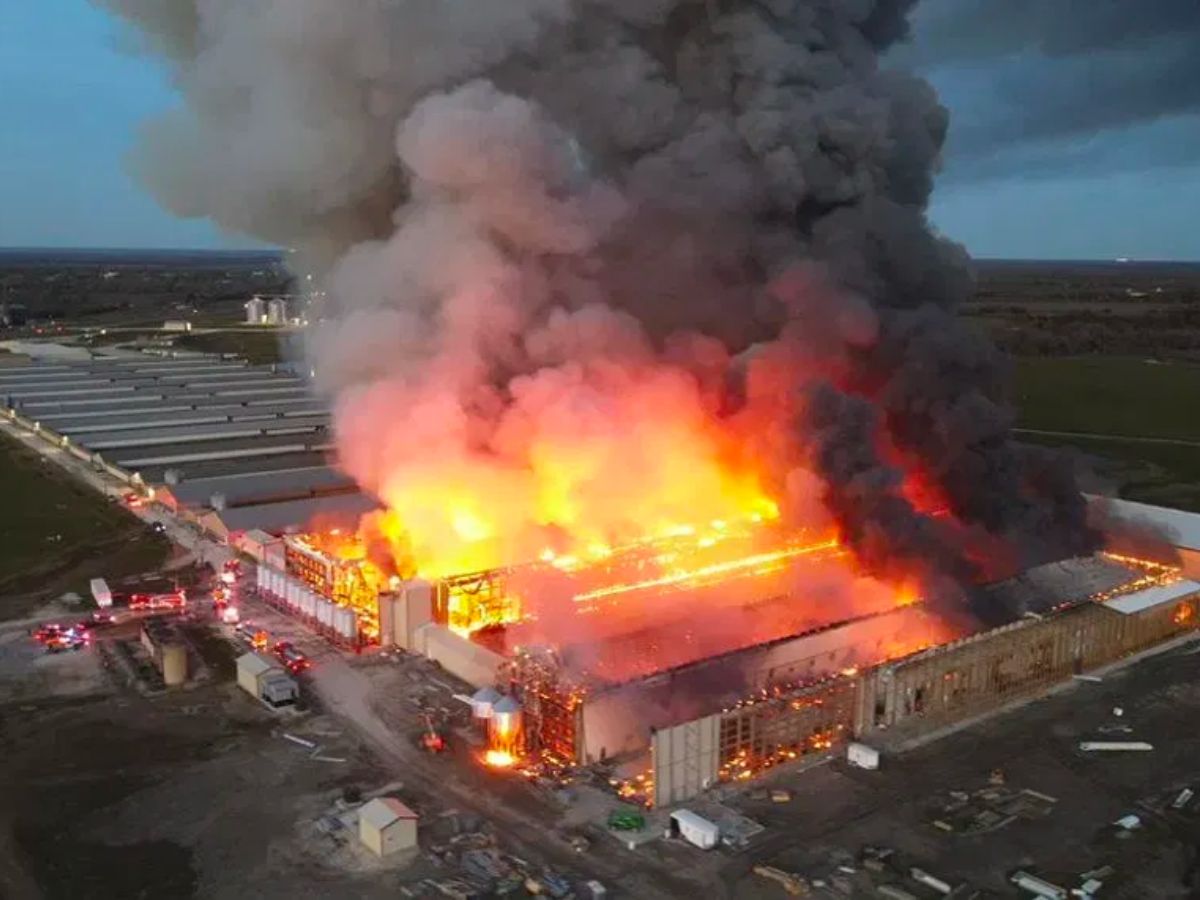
left=129, top=590, right=186, bottom=611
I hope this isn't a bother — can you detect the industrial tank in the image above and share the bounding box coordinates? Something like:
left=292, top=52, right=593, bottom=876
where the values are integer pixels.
left=161, top=642, right=188, bottom=686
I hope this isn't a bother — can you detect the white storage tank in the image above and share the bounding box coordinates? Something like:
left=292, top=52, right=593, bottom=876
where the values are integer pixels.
left=256, top=566, right=268, bottom=591
left=161, top=642, right=188, bottom=686
left=470, top=686, right=501, bottom=721
left=333, top=607, right=355, bottom=643
left=286, top=578, right=302, bottom=610
left=492, top=694, right=522, bottom=736
left=300, top=590, right=317, bottom=618
left=316, top=599, right=334, bottom=628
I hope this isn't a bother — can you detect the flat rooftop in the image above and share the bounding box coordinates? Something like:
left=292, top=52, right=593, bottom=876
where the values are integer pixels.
left=1, top=350, right=361, bottom=537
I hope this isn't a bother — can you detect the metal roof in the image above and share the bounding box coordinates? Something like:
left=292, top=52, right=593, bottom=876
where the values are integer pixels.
left=983, top=555, right=1139, bottom=617
left=236, top=652, right=276, bottom=677
left=22, top=394, right=318, bottom=414
left=115, top=437, right=336, bottom=468
left=45, top=406, right=326, bottom=433
left=166, top=466, right=355, bottom=507
left=359, top=797, right=418, bottom=831
left=135, top=450, right=333, bottom=484
left=4, top=353, right=338, bottom=488
left=73, top=415, right=329, bottom=450
left=1103, top=579, right=1200, bottom=615
left=210, top=493, right=377, bottom=534
left=1091, top=496, right=1200, bottom=552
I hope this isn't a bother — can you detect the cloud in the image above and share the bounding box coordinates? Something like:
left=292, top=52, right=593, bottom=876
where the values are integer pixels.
left=896, top=0, right=1200, bottom=180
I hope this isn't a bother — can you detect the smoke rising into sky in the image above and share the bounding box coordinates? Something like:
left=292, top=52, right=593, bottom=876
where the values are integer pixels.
left=96, top=0, right=1100, bottom=618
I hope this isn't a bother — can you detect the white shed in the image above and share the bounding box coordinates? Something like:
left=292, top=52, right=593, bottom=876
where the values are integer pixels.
left=847, top=742, right=880, bottom=770
left=359, top=797, right=418, bottom=857
left=668, top=809, right=719, bottom=850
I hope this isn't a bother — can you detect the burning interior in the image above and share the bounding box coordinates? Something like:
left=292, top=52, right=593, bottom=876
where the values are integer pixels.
left=258, top=524, right=1197, bottom=807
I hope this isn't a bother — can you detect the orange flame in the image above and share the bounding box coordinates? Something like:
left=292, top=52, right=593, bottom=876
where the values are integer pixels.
left=484, top=749, right=517, bottom=768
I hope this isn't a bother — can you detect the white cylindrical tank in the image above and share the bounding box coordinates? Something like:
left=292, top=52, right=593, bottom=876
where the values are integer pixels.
left=286, top=578, right=302, bottom=609
left=256, top=566, right=267, bottom=591
left=470, top=686, right=501, bottom=721
left=316, top=599, right=333, bottom=628
left=161, top=643, right=188, bottom=686
left=300, top=590, right=317, bottom=618
left=335, top=607, right=357, bottom=638
left=492, top=694, right=522, bottom=735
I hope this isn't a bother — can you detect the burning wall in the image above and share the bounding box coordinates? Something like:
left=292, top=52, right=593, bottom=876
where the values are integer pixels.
left=577, top=602, right=945, bottom=763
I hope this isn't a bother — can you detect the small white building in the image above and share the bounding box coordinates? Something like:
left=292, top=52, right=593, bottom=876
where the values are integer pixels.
left=668, top=809, right=719, bottom=850
left=359, top=797, right=418, bottom=858
left=847, top=742, right=880, bottom=770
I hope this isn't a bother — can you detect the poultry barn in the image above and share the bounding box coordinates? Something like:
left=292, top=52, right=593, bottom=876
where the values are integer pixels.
left=253, top=518, right=1199, bottom=807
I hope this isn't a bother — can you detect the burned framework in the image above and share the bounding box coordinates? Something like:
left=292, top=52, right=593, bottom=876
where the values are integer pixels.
left=250, top=522, right=1200, bottom=808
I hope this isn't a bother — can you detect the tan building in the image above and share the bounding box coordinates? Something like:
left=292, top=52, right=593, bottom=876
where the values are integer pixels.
left=358, top=797, right=418, bottom=858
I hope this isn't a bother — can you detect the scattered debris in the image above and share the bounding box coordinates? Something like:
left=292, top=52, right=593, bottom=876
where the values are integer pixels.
left=910, top=866, right=953, bottom=895
left=927, top=782, right=1056, bottom=834
left=1113, top=813, right=1141, bottom=831
left=282, top=733, right=316, bottom=749
left=1011, top=869, right=1069, bottom=899
left=1072, top=674, right=1103, bottom=683
left=1078, top=741, right=1153, bottom=752
left=770, top=789, right=793, bottom=803
left=753, top=865, right=808, bottom=896
left=989, top=768, right=1006, bottom=786
left=1172, top=788, right=1194, bottom=810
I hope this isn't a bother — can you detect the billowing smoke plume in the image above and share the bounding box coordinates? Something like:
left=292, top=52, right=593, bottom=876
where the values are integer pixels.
left=97, top=0, right=1097, bottom=618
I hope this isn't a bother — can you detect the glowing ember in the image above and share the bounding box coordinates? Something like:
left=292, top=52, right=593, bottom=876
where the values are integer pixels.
left=484, top=750, right=517, bottom=768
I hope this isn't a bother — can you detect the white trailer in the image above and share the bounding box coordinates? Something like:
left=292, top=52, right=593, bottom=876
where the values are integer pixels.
left=668, top=809, right=719, bottom=850
left=847, top=742, right=880, bottom=769
left=89, top=577, right=112, bottom=608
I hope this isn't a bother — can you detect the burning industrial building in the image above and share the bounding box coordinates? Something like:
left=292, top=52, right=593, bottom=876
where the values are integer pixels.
left=104, top=0, right=1199, bottom=807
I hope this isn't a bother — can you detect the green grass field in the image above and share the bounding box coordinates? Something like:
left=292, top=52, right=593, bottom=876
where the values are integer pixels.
left=1014, top=357, right=1200, bottom=442
left=175, top=329, right=287, bottom=364
left=1013, top=357, right=1200, bottom=511
left=0, top=434, right=171, bottom=617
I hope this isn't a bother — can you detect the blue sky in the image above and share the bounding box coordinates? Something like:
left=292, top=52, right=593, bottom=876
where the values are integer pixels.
left=1, top=1, right=1196, bottom=260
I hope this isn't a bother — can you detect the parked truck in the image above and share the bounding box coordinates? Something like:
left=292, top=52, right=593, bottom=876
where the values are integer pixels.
left=89, top=577, right=112, bottom=609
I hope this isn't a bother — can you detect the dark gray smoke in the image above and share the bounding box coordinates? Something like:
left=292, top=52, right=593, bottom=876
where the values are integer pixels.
left=95, top=0, right=1097, bottom=616
left=899, top=0, right=1200, bottom=174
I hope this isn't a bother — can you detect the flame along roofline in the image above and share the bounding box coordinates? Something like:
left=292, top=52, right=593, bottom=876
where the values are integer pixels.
left=566, top=603, right=926, bottom=695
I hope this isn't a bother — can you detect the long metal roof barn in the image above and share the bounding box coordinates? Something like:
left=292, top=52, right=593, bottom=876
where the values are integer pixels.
left=1, top=348, right=363, bottom=537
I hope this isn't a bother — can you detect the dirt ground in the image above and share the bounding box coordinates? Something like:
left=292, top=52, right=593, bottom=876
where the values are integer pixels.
left=0, top=620, right=415, bottom=900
